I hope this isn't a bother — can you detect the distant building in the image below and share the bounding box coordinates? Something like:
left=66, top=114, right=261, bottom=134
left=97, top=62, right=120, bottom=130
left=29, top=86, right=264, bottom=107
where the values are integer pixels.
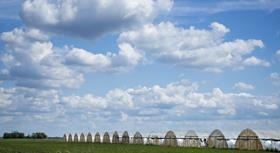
left=207, top=129, right=228, bottom=149
left=63, top=134, right=67, bottom=142
left=133, top=132, right=144, bottom=144
left=74, top=133, right=79, bottom=142
left=80, top=133, right=85, bottom=142
left=94, top=132, right=101, bottom=143
left=183, top=130, right=201, bottom=147
left=151, top=135, right=160, bottom=145
left=235, top=128, right=263, bottom=150
left=86, top=132, right=92, bottom=143
left=163, top=131, right=177, bottom=146
left=112, top=131, right=119, bottom=144
left=103, top=132, right=110, bottom=143
left=68, top=134, right=72, bottom=142
left=122, top=131, right=130, bottom=144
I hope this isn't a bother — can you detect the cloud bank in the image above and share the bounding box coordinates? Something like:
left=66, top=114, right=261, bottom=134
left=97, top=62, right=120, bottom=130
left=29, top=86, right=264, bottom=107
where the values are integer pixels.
left=0, top=80, right=279, bottom=136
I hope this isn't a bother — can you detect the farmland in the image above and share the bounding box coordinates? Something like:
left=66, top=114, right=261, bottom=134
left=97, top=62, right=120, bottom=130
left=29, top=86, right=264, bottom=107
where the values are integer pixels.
left=0, top=139, right=273, bottom=153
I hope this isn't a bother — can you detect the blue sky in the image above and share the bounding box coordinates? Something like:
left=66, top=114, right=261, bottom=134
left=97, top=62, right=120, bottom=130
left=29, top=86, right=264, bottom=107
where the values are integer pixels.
left=0, top=0, right=280, bottom=138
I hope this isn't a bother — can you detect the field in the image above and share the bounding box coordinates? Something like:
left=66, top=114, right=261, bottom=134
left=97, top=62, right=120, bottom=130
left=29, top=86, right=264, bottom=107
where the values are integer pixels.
left=0, top=139, right=272, bottom=153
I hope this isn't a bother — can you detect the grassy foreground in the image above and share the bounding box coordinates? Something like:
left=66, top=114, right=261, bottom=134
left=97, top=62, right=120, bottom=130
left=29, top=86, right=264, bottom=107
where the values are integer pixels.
left=0, top=139, right=270, bottom=153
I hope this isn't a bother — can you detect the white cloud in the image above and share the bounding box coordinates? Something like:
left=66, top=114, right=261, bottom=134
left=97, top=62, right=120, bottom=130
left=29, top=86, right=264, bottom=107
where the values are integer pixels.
left=120, top=111, right=129, bottom=122
left=119, top=22, right=268, bottom=72
left=107, top=88, right=134, bottom=108
left=276, top=49, right=280, bottom=59
left=65, top=43, right=142, bottom=72
left=0, top=88, right=14, bottom=108
left=243, top=56, right=270, bottom=67
left=0, top=28, right=84, bottom=89
left=60, top=79, right=279, bottom=119
left=0, top=28, right=143, bottom=89
left=128, top=79, right=200, bottom=106
left=60, top=80, right=201, bottom=110
left=20, top=0, right=173, bottom=39
left=254, top=99, right=278, bottom=110
left=269, top=72, right=280, bottom=86
left=62, top=94, right=107, bottom=109
left=65, top=48, right=111, bottom=67
left=217, top=108, right=236, bottom=115
left=234, top=82, right=254, bottom=91
left=0, top=87, right=62, bottom=112
left=0, top=80, right=279, bottom=136
left=1, top=0, right=279, bottom=138
left=63, top=88, right=134, bottom=109
left=0, top=87, right=67, bottom=125
left=210, top=22, right=230, bottom=33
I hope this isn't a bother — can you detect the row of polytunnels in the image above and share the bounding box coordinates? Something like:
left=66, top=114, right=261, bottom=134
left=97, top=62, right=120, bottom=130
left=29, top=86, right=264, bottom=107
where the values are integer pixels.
left=63, top=128, right=273, bottom=151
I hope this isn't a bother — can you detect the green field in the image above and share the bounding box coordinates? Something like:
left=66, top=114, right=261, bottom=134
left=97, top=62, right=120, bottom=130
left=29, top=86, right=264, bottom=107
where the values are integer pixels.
left=0, top=139, right=272, bottom=153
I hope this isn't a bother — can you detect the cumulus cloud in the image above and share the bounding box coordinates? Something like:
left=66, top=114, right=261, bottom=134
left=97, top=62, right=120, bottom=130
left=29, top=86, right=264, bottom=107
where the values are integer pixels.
left=65, top=43, right=142, bottom=72
left=269, top=72, right=280, bottom=86
left=119, top=22, right=268, bottom=72
left=60, top=80, right=201, bottom=110
left=243, top=56, right=270, bottom=67
left=0, top=28, right=143, bottom=88
left=61, top=79, right=279, bottom=118
left=0, top=87, right=68, bottom=126
left=234, top=82, right=254, bottom=91
left=0, top=87, right=62, bottom=113
left=62, top=94, right=107, bottom=109
left=20, top=0, right=173, bottom=39
left=62, top=87, right=135, bottom=109
left=0, top=28, right=84, bottom=89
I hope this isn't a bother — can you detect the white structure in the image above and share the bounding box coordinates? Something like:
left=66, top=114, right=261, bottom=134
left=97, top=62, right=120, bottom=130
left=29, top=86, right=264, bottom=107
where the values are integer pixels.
left=207, top=129, right=228, bottom=149
left=74, top=133, right=79, bottom=142
left=235, top=128, right=263, bottom=150
left=68, top=134, right=72, bottom=142
left=133, top=132, right=144, bottom=144
left=103, top=132, right=110, bottom=143
left=112, top=131, right=119, bottom=144
left=80, top=133, right=85, bottom=142
left=63, top=134, right=67, bottom=142
left=87, top=132, right=92, bottom=143
left=163, top=131, right=177, bottom=147
left=183, top=130, right=201, bottom=147
left=94, top=132, right=101, bottom=143
left=122, top=131, right=130, bottom=144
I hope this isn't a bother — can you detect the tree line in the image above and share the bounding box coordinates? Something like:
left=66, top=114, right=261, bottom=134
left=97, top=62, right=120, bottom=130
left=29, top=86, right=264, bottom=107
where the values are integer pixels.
left=3, top=131, right=47, bottom=139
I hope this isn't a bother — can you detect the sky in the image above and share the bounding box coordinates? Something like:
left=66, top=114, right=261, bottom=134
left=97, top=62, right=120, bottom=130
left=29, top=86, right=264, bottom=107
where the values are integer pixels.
left=0, top=0, right=280, bottom=138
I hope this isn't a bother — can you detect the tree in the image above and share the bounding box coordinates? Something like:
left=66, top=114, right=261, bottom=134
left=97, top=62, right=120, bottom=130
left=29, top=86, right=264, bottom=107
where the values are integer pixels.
left=31, top=132, right=47, bottom=139
left=3, top=131, right=25, bottom=139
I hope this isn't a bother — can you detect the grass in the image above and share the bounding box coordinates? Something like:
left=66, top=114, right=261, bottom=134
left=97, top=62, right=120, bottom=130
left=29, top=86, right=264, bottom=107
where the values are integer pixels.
left=0, top=139, right=272, bottom=153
